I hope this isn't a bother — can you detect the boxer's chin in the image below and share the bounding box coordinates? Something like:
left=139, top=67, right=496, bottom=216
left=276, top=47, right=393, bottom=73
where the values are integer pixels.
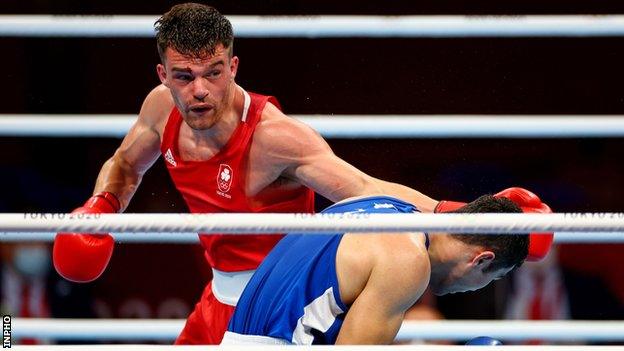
left=184, top=109, right=218, bottom=130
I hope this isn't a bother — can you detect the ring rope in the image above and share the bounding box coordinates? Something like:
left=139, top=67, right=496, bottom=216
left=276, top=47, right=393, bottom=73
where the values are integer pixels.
left=1, top=231, right=623, bottom=243
left=11, top=318, right=624, bottom=341
left=4, top=346, right=621, bottom=351
left=3, top=213, right=624, bottom=234
left=2, top=115, right=624, bottom=138
left=2, top=15, right=624, bottom=38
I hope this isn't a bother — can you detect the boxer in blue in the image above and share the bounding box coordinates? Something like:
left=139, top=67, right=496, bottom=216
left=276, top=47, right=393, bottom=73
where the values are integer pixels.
left=223, top=191, right=553, bottom=345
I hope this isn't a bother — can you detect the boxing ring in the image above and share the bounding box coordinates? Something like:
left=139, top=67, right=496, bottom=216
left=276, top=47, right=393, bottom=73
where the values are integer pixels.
left=3, top=214, right=624, bottom=347
left=2, top=13, right=624, bottom=349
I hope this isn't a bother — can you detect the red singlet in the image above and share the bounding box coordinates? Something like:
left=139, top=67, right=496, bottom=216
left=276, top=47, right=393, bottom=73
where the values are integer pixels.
left=160, top=92, right=315, bottom=271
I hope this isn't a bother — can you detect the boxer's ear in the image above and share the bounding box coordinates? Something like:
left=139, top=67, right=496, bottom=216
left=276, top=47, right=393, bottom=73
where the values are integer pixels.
left=157, top=64, right=168, bottom=86
left=473, top=251, right=495, bottom=267
left=229, top=56, right=239, bottom=80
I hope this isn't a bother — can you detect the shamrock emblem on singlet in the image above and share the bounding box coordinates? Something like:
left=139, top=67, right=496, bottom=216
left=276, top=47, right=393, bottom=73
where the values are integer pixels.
left=221, top=168, right=231, bottom=181
left=217, top=164, right=233, bottom=193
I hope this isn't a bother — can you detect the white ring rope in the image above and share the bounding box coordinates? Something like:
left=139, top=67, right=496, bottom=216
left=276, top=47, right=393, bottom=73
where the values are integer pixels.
left=2, top=115, right=624, bottom=138
left=1, top=231, right=622, bottom=244
left=6, top=346, right=624, bottom=351
left=2, top=15, right=624, bottom=38
left=2, top=213, right=624, bottom=235
left=11, top=318, right=624, bottom=342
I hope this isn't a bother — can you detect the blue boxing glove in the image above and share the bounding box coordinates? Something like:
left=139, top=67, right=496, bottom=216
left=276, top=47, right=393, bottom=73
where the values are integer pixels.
left=466, top=336, right=503, bottom=346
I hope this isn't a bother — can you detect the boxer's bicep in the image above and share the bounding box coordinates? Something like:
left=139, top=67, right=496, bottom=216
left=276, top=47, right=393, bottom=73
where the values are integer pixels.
left=335, top=284, right=404, bottom=344
left=260, top=111, right=383, bottom=201
left=270, top=120, right=381, bottom=202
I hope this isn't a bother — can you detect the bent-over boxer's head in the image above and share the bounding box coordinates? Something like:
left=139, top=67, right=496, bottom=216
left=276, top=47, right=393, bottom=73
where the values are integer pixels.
left=429, top=195, right=527, bottom=296
left=155, top=3, right=238, bottom=130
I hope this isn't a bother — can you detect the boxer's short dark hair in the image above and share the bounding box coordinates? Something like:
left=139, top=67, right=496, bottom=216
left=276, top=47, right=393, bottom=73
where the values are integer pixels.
left=155, top=3, right=234, bottom=62
left=451, top=195, right=528, bottom=272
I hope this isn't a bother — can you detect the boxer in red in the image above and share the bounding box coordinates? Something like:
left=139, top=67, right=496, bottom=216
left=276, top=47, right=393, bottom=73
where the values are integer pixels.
left=51, top=3, right=550, bottom=345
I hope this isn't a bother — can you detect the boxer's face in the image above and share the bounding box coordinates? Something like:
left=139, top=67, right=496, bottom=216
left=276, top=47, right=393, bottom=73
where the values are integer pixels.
left=431, top=251, right=513, bottom=296
left=157, top=44, right=238, bottom=130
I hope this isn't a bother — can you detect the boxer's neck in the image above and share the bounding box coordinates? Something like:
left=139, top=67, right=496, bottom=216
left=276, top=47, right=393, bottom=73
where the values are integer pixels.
left=188, top=85, right=244, bottom=148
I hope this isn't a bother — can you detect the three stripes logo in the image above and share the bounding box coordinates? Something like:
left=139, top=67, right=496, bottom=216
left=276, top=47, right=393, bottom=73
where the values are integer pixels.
left=164, top=148, right=177, bottom=167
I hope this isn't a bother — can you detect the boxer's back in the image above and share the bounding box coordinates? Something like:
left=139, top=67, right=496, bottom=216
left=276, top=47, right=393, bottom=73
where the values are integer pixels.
left=226, top=196, right=420, bottom=345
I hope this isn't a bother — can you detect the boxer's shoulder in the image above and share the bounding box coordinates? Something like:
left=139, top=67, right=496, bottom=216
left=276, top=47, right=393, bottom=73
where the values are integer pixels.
left=338, top=232, right=430, bottom=312
left=371, top=233, right=431, bottom=293
left=342, top=232, right=430, bottom=282
left=257, top=102, right=300, bottom=131
left=139, top=84, right=175, bottom=133
left=254, top=105, right=328, bottom=156
left=375, top=233, right=429, bottom=267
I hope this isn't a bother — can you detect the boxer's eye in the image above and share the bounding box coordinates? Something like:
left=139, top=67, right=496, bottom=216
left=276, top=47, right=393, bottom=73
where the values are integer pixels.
left=175, top=74, right=193, bottom=82
left=207, top=70, right=221, bottom=78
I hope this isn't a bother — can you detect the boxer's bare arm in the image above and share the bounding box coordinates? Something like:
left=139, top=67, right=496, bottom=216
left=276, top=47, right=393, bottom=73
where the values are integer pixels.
left=94, top=86, right=171, bottom=210
left=335, top=234, right=429, bottom=344
left=374, top=179, right=438, bottom=213
left=256, top=107, right=381, bottom=202
left=258, top=104, right=439, bottom=208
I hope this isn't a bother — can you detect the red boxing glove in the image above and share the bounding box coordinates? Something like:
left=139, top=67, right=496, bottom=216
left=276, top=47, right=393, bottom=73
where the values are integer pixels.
left=434, top=187, right=554, bottom=261
left=434, top=199, right=466, bottom=213
left=493, top=188, right=554, bottom=261
left=53, top=191, right=120, bottom=283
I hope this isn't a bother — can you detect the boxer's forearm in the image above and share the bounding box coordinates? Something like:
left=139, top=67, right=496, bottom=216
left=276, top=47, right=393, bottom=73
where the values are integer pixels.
left=94, top=152, right=144, bottom=211
left=375, top=179, right=439, bottom=213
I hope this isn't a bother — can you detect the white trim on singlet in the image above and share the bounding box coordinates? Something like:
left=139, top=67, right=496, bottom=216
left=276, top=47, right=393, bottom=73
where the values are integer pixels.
left=221, top=331, right=291, bottom=345
left=211, top=268, right=255, bottom=306
left=292, top=286, right=344, bottom=345
left=241, top=89, right=251, bottom=123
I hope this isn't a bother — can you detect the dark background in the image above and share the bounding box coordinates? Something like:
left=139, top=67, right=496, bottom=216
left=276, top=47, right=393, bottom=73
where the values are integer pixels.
left=1, top=0, right=623, bottom=337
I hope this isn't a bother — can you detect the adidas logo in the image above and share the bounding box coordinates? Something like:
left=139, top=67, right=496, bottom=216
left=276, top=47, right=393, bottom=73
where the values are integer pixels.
left=164, top=148, right=177, bottom=167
